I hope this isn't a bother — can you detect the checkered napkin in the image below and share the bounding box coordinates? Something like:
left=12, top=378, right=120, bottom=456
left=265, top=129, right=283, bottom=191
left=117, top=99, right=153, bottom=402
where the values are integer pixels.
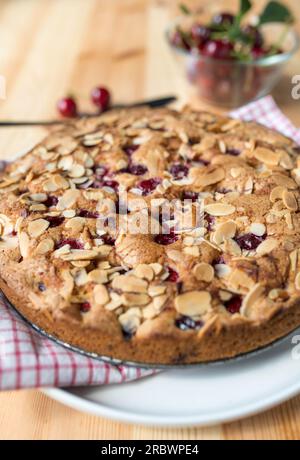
left=0, top=96, right=299, bottom=391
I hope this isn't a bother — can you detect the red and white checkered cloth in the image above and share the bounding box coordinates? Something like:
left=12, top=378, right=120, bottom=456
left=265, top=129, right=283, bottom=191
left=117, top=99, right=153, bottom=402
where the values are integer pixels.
left=0, top=95, right=299, bottom=391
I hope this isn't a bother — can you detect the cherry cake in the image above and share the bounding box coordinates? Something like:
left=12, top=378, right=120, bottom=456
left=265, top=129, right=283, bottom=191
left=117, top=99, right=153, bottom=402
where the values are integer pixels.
left=0, top=107, right=300, bottom=364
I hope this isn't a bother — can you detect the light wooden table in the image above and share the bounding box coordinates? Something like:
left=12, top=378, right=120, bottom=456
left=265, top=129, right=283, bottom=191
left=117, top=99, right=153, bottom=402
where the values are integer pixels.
left=0, top=0, right=300, bottom=440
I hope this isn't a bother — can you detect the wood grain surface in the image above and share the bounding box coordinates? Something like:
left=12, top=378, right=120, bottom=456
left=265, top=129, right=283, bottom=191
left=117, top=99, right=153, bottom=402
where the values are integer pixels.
left=0, top=0, right=300, bottom=440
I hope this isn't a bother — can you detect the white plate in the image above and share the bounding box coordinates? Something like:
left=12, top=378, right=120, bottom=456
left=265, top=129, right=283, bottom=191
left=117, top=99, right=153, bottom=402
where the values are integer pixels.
left=44, top=330, right=300, bottom=427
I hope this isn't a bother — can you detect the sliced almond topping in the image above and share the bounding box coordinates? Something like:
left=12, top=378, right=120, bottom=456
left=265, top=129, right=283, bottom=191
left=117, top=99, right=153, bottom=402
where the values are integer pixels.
left=148, top=285, right=166, bottom=297
left=122, top=292, right=151, bottom=306
left=219, top=290, right=232, bottom=301
left=19, top=232, right=30, bottom=258
left=35, top=238, right=54, bottom=255
left=73, top=268, right=88, bottom=286
left=118, top=307, right=141, bottom=334
left=69, top=164, right=85, bottom=178
left=223, top=238, right=242, bottom=256
left=174, top=291, right=211, bottom=317
left=112, top=274, right=148, bottom=293
left=93, top=284, right=110, bottom=305
left=214, top=220, right=237, bottom=244
left=193, top=263, right=214, bottom=282
left=250, top=223, right=266, bottom=237
left=215, top=263, right=231, bottom=278
left=289, top=249, right=298, bottom=273
left=65, top=217, right=86, bottom=233
left=272, top=174, right=297, bottom=190
left=87, top=269, right=108, bottom=284
left=28, top=219, right=50, bottom=238
left=60, top=270, right=74, bottom=300
left=134, top=264, right=154, bottom=281
left=105, top=292, right=123, bottom=311
left=61, top=209, right=75, bottom=219
left=192, top=168, right=225, bottom=187
left=256, top=238, right=278, bottom=256
left=30, top=193, right=47, bottom=202
left=57, top=189, right=80, bottom=210
left=282, top=190, right=298, bottom=211
left=205, top=203, right=236, bottom=217
left=253, top=147, right=280, bottom=166
left=240, top=283, right=265, bottom=317
left=149, top=262, right=163, bottom=275
left=295, top=272, right=300, bottom=290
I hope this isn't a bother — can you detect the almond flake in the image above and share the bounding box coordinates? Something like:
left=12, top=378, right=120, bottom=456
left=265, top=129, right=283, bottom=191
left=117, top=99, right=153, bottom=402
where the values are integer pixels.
left=175, top=291, right=211, bottom=317
left=193, top=263, right=214, bottom=282
left=240, top=283, right=265, bottom=317
left=122, top=292, right=151, bottom=306
left=223, top=238, right=242, bottom=256
left=30, top=193, right=47, bottom=202
left=57, top=189, right=80, bottom=210
left=65, top=217, right=85, bottom=233
left=289, top=249, right=298, bottom=273
left=148, top=285, right=166, bottom=297
left=253, top=147, right=280, bottom=166
left=112, top=275, right=148, bottom=293
left=87, top=269, right=108, bottom=284
left=214, top=220, right=237, bottom=244
left=205, top=203, right=236, bottom=217
left=273, top=174, right=297, bottom=190
left=118, top=308, right=141, bottom=334
left=35, top=238, right=54, bottom=255
left=215, top=263, right=231, bottom=278
left=134, top=264, right=154, bottom=281
left=149, top=263, right=163, bottom=275
left=256, top=238, right=278, bottom=256
left=60, top=270, right=74, bottom=300
left=250, top=223, right=266, bottom=237
left=270, top=185, right=287, bottom=203
left=28, top=219, right=50, bottom=238
left=69, top=164, right=85, bottom=178
left=282, top=190, right=298, bottom=211
left=192, top=168, right=225, bottom=187
left=94, top=284, right=110, bottom=305
left=63, top=209, right=76, bottom=218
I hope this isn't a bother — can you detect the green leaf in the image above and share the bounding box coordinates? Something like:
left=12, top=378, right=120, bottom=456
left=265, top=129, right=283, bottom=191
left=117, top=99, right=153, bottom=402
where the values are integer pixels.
left=240, top=0, right=252, bottom=17
left=179, top=3, right=191, bottom=15
left=259, top=1, right=294, bottom=25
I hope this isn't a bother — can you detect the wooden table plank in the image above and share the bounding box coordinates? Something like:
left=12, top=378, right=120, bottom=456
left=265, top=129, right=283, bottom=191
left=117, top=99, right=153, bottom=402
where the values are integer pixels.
left=0, top=0, right=300, bottom=440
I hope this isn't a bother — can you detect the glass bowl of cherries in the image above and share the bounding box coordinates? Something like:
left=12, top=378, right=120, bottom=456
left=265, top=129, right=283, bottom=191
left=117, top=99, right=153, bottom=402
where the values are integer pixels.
left=167, top=1, right=299, bottom=108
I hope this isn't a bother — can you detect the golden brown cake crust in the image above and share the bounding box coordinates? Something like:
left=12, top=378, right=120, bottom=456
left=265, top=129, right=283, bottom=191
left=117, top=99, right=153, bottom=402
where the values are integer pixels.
left=0, top=106, right=300, bottom=364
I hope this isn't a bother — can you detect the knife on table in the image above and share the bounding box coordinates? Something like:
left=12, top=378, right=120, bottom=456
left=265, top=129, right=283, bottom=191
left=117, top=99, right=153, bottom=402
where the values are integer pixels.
left=0, top=96, right=177, bottom=127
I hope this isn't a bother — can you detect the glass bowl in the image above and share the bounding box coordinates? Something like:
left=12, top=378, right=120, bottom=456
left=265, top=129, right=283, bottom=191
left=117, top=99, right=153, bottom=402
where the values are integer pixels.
left=166, top=21, right=300, bottom=108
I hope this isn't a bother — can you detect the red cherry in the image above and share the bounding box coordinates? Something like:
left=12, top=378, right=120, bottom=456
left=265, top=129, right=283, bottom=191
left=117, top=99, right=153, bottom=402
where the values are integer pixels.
left=91, top=86, right=111, bottom=111
left=191, top=24, right=211, bottom=45
left=80, top=302, right=91, bottom=313
left=235, top=233, right=266, bottom=250
left=224, top=295, right=242, bottom=314
left=251, top=46, right=267, bottom=60
left=201, top=40, right=234, bottom=60
left=166, top=266, right=179, bottom=282
left=57, top=97, right=77, bottom=118
left=243, top=25, right=264, bottom=48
